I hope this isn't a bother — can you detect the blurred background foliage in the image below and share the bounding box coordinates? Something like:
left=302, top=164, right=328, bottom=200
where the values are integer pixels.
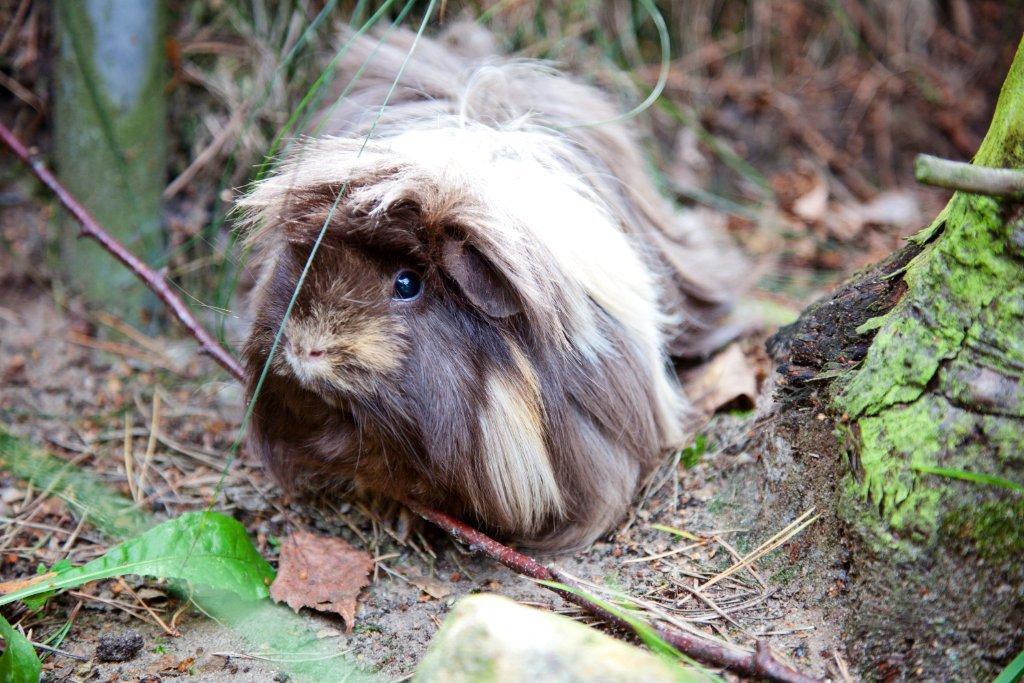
left=1, top=0, right=1022, bottom=343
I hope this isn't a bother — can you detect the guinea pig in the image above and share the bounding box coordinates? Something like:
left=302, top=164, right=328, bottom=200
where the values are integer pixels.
left=238, top=23, right=742, bottom=552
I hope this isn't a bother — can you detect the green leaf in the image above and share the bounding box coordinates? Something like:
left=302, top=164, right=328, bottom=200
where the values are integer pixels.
left=994, top=649, right=1024, bottom=683
left=0, top=511, right=274, bottom=608
left=0, top=612, right=40, bottom=683
left=21, top=560, right=74, bottom=612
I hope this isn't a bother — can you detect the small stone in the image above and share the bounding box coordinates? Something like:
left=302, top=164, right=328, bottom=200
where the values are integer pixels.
left=95, top=630, right=145, bottom=662
left=415, top=594, right=682, bottom=682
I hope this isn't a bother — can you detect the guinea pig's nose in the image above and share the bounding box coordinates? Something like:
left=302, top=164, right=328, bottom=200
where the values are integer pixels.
left=306, top=348, right=325, bottom=359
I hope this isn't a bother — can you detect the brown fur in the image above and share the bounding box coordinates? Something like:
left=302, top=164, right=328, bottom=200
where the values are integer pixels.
left=240, top=24, right=742, bottom=551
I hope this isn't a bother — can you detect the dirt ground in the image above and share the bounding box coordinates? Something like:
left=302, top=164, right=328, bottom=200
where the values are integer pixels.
left=1, top=268, right=850, bottom=681
left=3, top=4, right=1020, bottom=680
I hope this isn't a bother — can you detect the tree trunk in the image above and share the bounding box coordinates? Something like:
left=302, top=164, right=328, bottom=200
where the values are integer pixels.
left=54, top=0, right=166, bottom=328
left=764, top=37, right=1024, bottom=680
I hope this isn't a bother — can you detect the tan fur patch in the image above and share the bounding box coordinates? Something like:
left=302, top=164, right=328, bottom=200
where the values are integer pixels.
left=282, top=312, right=405, bottom=392
left=475, top=350, right=563, bottom=534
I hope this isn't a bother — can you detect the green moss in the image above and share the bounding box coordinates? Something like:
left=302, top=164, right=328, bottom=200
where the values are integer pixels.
left=855, top=401, right=942, bottom=537
left=832, top=37, right=1024, bottom=541
left=941, top=499, right=1024, bottom=562
left=837, top=192, right=1016, bottom=420
left=838, top=473, right=920, bottom=559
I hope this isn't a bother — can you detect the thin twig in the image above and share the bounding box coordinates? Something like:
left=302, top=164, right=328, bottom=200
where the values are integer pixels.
left=124, top=411, right=138, bottom=504
left=137, top=391, right=162, bottom=494
left=0, top=121, right=823, bottom=683
left=915, top=153, right=1024, bottom=196
left=29, top=641, right=89, bottom=662
left=402, top=498, right=820, bottom=683
left=0, top=122, right=245, bottom=380
left=116, top=577, right=179, bottom=637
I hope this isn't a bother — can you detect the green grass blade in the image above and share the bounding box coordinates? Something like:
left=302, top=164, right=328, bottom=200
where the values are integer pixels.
left=913, top=465, right=1024, bottom=493
left=563, top=0, right=670, bottom=129
left=211, top=0, right=416, bottom=328
left=537, top=579, right=718, bottom=682
left=206, top=0, right=436, bottom=514
left=994, top=650, right=1024, bottom=683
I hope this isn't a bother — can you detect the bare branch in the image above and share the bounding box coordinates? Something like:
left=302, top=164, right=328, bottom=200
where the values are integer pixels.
left=403, top=498, right=821, bottom=683
left=0, top=122, right=245, bottom=381
left=914, top=153, right=1024, bottom=196
left=1, top=122, right=822, bottom=683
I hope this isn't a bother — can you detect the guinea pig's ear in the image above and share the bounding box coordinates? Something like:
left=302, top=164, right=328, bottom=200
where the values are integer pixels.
left=440, top=238, right=521, bottom=318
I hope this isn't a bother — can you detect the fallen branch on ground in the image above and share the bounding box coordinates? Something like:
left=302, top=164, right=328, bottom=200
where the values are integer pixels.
left=914, top=153, right=1024, bottom=196
left=0, top=124, right=244, bottom=381
left=0, top=121, right=822, bottom=683
left=402, top=498, right=820, bottom=683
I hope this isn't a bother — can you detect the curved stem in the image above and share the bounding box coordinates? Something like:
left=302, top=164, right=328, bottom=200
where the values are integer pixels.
left=0, top=123, right=245, bottom=381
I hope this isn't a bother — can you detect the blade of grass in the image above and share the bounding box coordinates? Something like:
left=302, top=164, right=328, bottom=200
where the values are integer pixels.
left=913, top=465, right=1024, bottom=493
left=994, top=650, right=1024, bottom=683
left=210, top=0, right=417, bottom=332
left=562, top=0, right=669, bottom=129
left=537, top=579, right=718, bottom=683
left=204, top=0, right=438, bottom=529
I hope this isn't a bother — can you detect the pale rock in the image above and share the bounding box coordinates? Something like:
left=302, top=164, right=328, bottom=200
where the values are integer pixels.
left=414, top=593, right=700, bottom=683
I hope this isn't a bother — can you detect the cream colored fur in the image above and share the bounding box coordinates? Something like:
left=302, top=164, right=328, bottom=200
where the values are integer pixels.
left=239, top=23, right=745, bottom=549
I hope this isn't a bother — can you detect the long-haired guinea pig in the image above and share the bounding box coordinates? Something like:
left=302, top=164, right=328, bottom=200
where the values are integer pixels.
left=239, top=23, right=743, bottom=551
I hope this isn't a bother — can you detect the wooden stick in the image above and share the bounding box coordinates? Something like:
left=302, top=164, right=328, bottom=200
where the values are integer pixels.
left=0, top=121, right=822, bottom=683
left=401, top=498, right=820, bottom=683
left=0, top=123, right=245, bottom=381
left=915, top=153, right=1024, bottom=196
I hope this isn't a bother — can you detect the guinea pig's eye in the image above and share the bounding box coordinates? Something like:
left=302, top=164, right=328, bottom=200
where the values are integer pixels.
left=392, top=269, right=422, bottom=301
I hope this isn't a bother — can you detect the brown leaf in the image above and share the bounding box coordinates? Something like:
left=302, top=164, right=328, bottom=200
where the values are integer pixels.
left=686, top=344, right=758, bottom=415
left=269, top=530, right=373, bottom=631
left=407, top=572, right=453, bottom=601
left=792, top=174, right=829, bottom=222
left=0, top=571, right=56, bottom=595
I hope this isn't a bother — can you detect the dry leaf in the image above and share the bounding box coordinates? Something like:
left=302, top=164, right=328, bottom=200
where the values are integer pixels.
left=686, top=344, right=758, bottom=414
left=269, top=530, right=373, bottom=631
left=407, top=572, right=453, bottom=601
left=825, top=191, right=921, bottom=241
left=857, top=190, right=920, bottom=227
left=792, top=175, right=829, bottom=221
left=0, top=571, right=56, bottom=595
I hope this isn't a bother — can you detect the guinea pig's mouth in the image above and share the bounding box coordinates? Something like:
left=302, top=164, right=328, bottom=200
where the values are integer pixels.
left=282, top=344, right=333, bottom=385
left=270, top=341, right=371, bottom=402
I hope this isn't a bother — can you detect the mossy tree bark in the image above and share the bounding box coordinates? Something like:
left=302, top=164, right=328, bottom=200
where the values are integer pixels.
left=54, top=0, right=166, bottom=328
left=767, top=37, right=1024, bottom=679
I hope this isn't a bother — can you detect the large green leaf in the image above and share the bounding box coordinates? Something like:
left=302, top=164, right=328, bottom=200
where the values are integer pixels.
left=0, top=613, right=40, bottom=683
left=0, top=511, right=274, bottom=607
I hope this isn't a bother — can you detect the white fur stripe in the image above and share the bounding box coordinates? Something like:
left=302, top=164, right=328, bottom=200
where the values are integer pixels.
left=477, top=353, right=563, bottom=533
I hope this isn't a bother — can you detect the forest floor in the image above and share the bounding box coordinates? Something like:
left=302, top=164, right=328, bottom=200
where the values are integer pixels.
left=0, top=277, right=847, bottom=681
left=0, top=181, right=939, bottom=681
left=2, top=3, right=1019, bottom=681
